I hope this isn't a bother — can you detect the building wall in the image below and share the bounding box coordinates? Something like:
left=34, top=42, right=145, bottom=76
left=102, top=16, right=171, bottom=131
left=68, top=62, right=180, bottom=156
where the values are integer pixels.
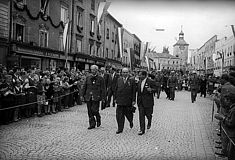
left=214, top=36, right=235, bottom=76
left=198, top=44, right=205, bottom=72
left=204, top=35, right=217, bottom=73
left=123, top=28, right=134, bottom=65
left=173, top=45, right=189, bottom=67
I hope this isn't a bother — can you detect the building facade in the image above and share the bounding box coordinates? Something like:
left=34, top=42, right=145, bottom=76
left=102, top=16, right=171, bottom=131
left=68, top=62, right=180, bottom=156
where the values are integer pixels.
left=102, top=12, right=122, bottom=69
left=190, top=49, right=199, bottom=71
left=132, top=34, right=141, bottom=69
left=0, top=0, right=9, bottom=66
left=173, top=29, right=189, bottom=71
left=204, top=35, right=217, bottom=75
left=122, top=28, right=134, bottom=67
left=214, top=36, right=235, bottom=76
left=153, top=52, right=180, bottom=71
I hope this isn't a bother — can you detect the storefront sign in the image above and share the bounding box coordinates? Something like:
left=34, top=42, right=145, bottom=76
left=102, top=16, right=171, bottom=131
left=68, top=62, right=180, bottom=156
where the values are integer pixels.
left=16, top=47, right=60, bottom=59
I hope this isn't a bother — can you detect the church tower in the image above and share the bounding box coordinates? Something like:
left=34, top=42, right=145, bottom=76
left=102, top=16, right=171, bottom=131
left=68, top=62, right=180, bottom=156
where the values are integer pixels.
left=173, top=26, right=189, bottom=70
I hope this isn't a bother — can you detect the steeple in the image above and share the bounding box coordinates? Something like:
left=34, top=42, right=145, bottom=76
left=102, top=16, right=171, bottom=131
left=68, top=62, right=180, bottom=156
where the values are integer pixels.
left=179, top=25, right=184, bottom=39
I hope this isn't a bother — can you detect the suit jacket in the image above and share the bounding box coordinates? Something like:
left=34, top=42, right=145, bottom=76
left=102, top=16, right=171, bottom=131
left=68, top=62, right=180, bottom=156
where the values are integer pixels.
left=101, top=73, right=111, bottom=90
left=155, top=75, right=163, bottom=87
left=110, top=72, right=119, bottom=91
left=114, top=76, right=136, bottom=106
left=82, top=75, right=106, bottom=102
left=167, top=76, right=177, bottom=88
left=137, top=78, right=156, bottom=108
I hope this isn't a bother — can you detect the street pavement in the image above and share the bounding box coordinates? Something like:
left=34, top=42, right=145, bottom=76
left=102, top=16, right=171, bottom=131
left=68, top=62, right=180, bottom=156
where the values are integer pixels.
left=0, top=91, right=226, bottom=160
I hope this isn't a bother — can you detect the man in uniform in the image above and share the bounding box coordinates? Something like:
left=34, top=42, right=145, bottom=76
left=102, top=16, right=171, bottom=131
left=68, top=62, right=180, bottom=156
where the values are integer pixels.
left=114, top=68, right=136, bottom=134
left=155, top=71, right=163, bottom=99
left=82, top=65, right=106, bottom=129
left=189, top=71, right=199, bottom=103
left=167, top=71, right=177, bottom=100
left=137, top=70, right=156, bottom=135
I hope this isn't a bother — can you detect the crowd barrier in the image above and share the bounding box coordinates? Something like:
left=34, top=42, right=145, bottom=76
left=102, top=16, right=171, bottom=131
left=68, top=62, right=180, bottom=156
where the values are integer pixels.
left=0, top=90, right=81, bottom=111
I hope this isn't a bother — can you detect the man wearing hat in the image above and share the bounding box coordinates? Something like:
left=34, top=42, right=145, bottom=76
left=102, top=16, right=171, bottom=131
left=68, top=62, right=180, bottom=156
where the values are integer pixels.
left=215, top=84, right=235, bottom=159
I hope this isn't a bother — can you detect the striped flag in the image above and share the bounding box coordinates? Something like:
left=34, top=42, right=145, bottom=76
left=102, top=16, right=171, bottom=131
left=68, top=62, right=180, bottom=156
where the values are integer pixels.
left=63, top=21, right=69, bottom=51
left=117, top=27, right=123, bottom=58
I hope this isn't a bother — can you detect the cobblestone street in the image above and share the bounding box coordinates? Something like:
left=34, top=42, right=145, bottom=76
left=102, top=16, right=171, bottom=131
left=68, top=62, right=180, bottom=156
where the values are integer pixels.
left=0, top=91, right=226, bottom=160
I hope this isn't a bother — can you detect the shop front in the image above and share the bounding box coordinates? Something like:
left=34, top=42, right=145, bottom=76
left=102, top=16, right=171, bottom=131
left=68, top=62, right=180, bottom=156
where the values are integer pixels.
left=9, top=41, right=65, bottom=71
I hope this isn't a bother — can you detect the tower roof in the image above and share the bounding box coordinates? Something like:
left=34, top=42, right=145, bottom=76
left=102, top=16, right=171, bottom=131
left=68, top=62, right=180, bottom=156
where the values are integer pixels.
left=179, top=30, right=184, bottom=36
left=173, top=38, right=189, bottom=46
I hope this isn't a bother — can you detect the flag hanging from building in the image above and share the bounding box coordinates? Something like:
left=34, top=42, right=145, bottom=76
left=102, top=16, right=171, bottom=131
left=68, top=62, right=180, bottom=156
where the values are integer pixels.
left=63, top=21, right=69, bottom=51
left=145, top=56, right=150, bottom=71
left=97, top=1, right=111, bottom=24
left=231, top=25, right=235, bottom=38
left=117, top=27, right=123, bottom=58
left=126, top=48, right=132, bottom=70
left=142, top=42, right=150, bottom=62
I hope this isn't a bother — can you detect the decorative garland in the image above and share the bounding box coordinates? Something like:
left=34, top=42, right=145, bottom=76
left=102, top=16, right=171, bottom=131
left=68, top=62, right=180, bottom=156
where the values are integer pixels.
left=14, top=2, right=64, bottom=29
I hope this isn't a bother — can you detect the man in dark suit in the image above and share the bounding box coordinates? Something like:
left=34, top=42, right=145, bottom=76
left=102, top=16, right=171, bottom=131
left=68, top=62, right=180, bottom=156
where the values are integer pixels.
left=100, top=67, right=111, bottom=109
left=82, top=65, right=106, bottom=129
left=189, top=71, right=199, bottom=103
left=107, top=67, right=119, bottom=107
left=137, top=70, right=156, bottom=135
left=114, top=68, right=136, bottom=134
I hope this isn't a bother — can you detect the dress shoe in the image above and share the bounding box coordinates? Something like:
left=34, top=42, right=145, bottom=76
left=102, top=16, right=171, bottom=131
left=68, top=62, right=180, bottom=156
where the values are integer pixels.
left=215, top=141, right=222, bottom=144
left=217, top=133, right=221, bottom=136
left=147, top=125, right=151, bottom=130
left=215, top=151, right=227, bottom=157
left=138, top=131, right=145, bottom=135
left=97, top=122, right=101, bottom=127
left=130, top=122, right=133, bottom=128
left=87, top=126, right=95, bottom=130
left=116, top=130, right=123, bottom=134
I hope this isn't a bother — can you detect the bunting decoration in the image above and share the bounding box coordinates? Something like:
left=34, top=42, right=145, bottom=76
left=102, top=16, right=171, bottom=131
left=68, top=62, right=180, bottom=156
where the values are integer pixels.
left=14, top=1, right=64, bottom=29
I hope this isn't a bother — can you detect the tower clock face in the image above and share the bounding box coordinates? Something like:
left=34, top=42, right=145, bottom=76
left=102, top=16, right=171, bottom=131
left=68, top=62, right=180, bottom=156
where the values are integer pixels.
left=179, top=45, right=185, bottom=50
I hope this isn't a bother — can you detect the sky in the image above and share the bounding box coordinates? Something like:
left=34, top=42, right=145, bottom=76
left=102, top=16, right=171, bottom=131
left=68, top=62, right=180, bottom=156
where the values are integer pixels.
left=107, top=0, right=235, bottom=54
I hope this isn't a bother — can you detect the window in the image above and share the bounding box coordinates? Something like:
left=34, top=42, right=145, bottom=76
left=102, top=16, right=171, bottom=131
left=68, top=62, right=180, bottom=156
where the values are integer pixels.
left=112, top=32, right=114, bottom=42
left=76, top=10, right=83, bottom=27
left=15, top=23, right=24, bottom=42
left=61, top=5, right=68, bottom=23
left=76, top=39, right=82, bottom=52
left=39, top=30, right=48, bottom=47
left=91, top=19, right=94, bottom=33
left=106, top=48, right=108, bottom=58
left=106, top=28, right=109, bottom=39
left=89, top=44, right=93, bottom=55
left=59, top=34, right=63, bottom=51
left=91, top=0, right=95, bottom=10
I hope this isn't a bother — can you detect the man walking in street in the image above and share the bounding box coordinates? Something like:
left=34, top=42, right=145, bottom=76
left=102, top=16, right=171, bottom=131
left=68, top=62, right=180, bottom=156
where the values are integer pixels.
left=167, top=71, right=177, bottom=100
left=137, top=70, right=156, bottom=135
left=82, top=65, right=106, bottom=130
left=107, top=67, right=119, bottom=107
left=189, top=71, right=199, bottom=103
left=114, top=68, right=136, bottom=134
left=155, top=71, right=163, bottom=99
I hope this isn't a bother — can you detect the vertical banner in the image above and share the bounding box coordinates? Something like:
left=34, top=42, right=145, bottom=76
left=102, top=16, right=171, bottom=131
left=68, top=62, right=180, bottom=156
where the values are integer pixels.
left=91, top=20, right=94, bottom=33
left=145, top=56, right=150, bottom=71
left=118, top=27, right=123, bottom=58
left=231, top=25, right=235, bottom=38
left=126, top=48, right=132, bottom=70
left=97, top=2, right=106, bottom=24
